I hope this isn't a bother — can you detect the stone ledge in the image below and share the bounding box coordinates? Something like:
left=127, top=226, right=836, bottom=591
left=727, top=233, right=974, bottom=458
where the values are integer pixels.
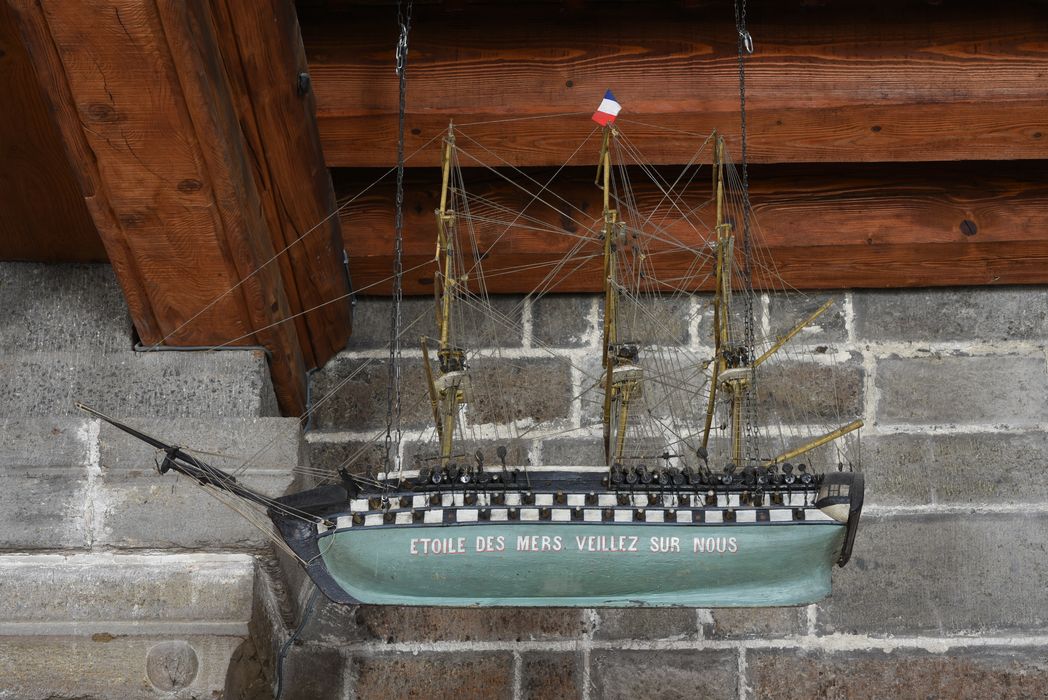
left=0, top=263, right=132, bottom=354
left=0, top=351, right=277, bottom=419
left=0, top=634, right=245, bottom=700
left=0, top=553, right=254, bottom=628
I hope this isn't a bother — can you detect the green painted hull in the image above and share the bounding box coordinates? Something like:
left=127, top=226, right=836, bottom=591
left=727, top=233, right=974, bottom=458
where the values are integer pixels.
left=318, top=522, right=845, bottom=607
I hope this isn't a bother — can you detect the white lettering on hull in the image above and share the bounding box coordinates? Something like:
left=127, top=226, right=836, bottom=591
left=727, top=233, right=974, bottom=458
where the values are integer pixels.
left=407, top=531, right=744, bottom=556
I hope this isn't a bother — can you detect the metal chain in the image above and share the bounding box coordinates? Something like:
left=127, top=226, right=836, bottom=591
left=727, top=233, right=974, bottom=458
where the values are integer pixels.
left=734, top=0, right=760, bottom=464
left=382, top=0, right=413, bottom=481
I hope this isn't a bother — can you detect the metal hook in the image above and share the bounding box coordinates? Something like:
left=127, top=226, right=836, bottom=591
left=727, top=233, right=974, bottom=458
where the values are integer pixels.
left=740, top=30, right=754, bottom=54
left=395, top=25, right=409, bottom=75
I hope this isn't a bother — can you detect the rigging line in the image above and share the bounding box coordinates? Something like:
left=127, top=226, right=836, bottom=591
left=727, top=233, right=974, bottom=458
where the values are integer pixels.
left=196, top=484, right=306, bottom=565
left=450, top=126, right=601, bottom=279
left=456, top=111, right=591, bottom=127
left=616, top=117, right=718, bottom=140
left=615, top=129, right=713, bottom=234
left=205, top=259, right=434, bottom=351
left=456, top=136, right=725, bottom=267
left=145, top=131, right=443, bottom=352
left=453, top=131, right=602, bottom=232
left=613, top=133, right=714, bottom=249
left=224, top=308, right=432, bottom=479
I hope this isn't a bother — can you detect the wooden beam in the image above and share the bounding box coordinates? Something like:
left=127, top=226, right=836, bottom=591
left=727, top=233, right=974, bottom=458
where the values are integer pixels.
left=0, top=1, right=103, bottom=262
left=335, top=161, right=1048, bottom=293
left=9, top=0, right=338, bottom=414
left=301, top=2, right=1048, bottom=168
left=208, top=0, right=351, bottom=369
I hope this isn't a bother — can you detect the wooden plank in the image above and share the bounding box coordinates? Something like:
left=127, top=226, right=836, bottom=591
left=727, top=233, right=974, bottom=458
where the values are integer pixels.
left=0, top=1, right=103, bottom=262
left=335, top=161, right=1048, bottom=293
left=208, top=0, right=352, bottom=369
left=301, top=2, right=1048, bottom=167
left=11, top=0, right=309, bottom=414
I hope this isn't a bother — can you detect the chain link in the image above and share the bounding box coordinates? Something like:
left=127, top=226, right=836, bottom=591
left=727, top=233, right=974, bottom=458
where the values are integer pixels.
left=734, top=0, right=761, bottom=464
left=382, top=0, right=413, bottom=482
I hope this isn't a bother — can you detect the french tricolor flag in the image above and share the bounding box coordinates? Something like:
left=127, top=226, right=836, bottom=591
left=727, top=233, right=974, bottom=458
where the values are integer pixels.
left=591, top=90, right=622, bottom=126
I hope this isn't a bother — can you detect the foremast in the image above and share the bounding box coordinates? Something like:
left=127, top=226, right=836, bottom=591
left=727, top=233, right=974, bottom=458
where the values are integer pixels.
left=422, top=124, right=467, bottom=468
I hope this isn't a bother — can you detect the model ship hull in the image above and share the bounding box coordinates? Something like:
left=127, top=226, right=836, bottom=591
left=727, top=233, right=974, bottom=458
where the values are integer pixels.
left=315, top=521, right=843, bottom=607
left=271, top=470, right=862, bottom=608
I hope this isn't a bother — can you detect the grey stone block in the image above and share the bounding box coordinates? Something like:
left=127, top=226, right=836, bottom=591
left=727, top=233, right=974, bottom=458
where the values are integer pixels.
left=539, top=437, right=606, bottom=467
left=707, top=606, right=807, bottom=639
left=344, top=295, right=523, bottom=350
left=767, top=291, right=848, bottom=345
left=99, top=418, right=303, bottom=472
left=465, top=357, right=572, bottom=425
left=0, top=417, right=91, bottom=467
left=747, top=647, right=1048, bottom=700
left=310, top=356, right=436, bottom=430
left=0, top=471, right=89, bottom=550
left=0, top=634, right=244, bottom=700
left=349, top=606, right=589, bottom=644
left=0, top=351, right=277, bottom=419
left=600, top=294, right=693, bottom=347
left=531, top=294, right=594, bottom=348
left=854, top=287, right=1048, bottom=343
left=590, top=649, right=738, bottom=700
left=520, top=651, right=584, bottom=700
left=756, top=352, right=864, bottom=425
left=350, top=651, right=515, bottom=699
left=862, top=431, right=1048, bottom=507
left=819, top=514, right=1048, bottom=635
left=0, top=418, right=94, bottom=550
left=875, top=354, right=1048, bottom=427
left=0, top=263, right=132, bottom=353
left=308, top=439, right=389, bottom=478
left=0, top=553, right=254, bottom=626
left=93, top=418, right=299, bottom=549
left=279, top=645, right=346, bottom=700
left=594, top=608, right=698, bottom=640
left=94, top=472, right=295, bottom=549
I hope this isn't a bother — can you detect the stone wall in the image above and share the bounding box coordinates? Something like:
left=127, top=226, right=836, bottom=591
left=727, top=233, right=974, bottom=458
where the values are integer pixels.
left=6, top=263, right=1047, bottom=698
left=300, top=290, right=1048, bottom=699
left=0, top=264, right=300, bottom=699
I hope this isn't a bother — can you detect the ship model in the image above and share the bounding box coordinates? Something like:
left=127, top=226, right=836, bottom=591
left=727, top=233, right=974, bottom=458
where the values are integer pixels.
left=81, top=96, right=865, bottom=607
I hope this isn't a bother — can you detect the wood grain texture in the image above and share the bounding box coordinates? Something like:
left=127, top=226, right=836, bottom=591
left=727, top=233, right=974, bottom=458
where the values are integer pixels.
left=0, top=1, right=103, bottom=262
left=209, top=0, right=351, bottom=369
left=334, top=161, right=1048, bottom=293
left=11, top=0, right=311, bottom=414
left=300, top=2, right=1048, bottom=167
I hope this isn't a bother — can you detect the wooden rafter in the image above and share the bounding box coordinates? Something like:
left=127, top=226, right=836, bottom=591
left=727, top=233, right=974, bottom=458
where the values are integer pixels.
left=10, top=0, right=352, bottom=415
left=301, top=2, right=1048, bottom=168
left=335, top=161, right=1048, bottom=294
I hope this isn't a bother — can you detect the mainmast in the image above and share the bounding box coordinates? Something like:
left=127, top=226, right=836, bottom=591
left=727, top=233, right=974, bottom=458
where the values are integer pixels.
left=422, top=123, right=468, bottom=467
left=598, top=125, right=642, bottom=466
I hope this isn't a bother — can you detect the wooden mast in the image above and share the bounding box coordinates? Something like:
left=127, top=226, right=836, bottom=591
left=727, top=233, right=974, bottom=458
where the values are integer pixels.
left=424, top=123, right=466, bottom=467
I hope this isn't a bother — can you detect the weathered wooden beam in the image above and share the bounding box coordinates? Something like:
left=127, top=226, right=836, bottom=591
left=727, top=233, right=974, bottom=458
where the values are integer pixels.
left=0, top=1, right=102, bottom=262
left=335, top=161, right=1048, bottom=293
left=209, top=0, right=351, bottom=369
left=9, top=0, right=336, bottom=414
left=301, top=2, right=1048, bottom=168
